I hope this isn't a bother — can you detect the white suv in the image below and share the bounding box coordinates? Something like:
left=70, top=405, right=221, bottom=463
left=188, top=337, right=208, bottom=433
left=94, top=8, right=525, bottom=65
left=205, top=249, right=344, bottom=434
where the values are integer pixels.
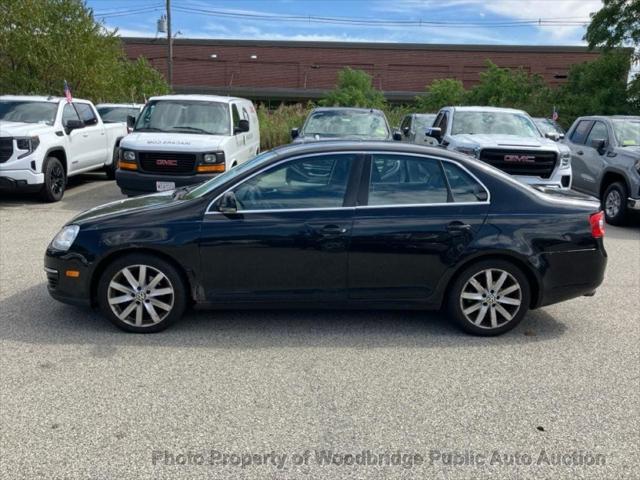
left=427, top=106, right=572, bottom=189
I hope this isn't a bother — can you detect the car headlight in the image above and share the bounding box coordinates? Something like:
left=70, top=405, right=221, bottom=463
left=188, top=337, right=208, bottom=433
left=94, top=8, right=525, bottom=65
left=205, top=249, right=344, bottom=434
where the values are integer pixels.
left=203, top=152, right=225, bottom=164
left=560, top=151, right=571, bottom=168
left=15, top=136, right=40, bottom=159
left=50, top=225, right=80, bottom=251
left=122, top=150, right=136, bottom=162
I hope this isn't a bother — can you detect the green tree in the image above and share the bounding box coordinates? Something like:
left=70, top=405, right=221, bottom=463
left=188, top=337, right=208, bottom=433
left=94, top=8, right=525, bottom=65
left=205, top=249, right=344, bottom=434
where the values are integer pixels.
left=415, top=79, right=467, bottom=112
left=320, top=68, right=386, bottom=109
left=0, top=0, right=168, bottom=102
left=584, top=0, right=640, bottom=61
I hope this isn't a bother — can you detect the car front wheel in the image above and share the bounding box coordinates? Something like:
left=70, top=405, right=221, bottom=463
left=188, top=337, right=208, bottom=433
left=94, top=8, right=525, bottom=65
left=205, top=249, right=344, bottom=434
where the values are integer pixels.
left=97, top=254, right=187, bottom=333
left=447, top=260, right=530, bottom=336
left=602, top=181, right=628, bottom=225
left=40, top=156, right=66, bottom=202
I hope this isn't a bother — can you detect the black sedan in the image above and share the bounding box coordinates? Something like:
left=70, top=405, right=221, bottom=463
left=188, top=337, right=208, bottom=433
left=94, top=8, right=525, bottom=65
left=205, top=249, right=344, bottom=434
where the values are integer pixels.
left=45, top=142, right=607, bottom=335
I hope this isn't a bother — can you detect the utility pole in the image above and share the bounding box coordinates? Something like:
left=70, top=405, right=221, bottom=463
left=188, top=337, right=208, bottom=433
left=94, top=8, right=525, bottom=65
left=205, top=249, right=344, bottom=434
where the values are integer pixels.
left=166, top=0, right=173, bottom=89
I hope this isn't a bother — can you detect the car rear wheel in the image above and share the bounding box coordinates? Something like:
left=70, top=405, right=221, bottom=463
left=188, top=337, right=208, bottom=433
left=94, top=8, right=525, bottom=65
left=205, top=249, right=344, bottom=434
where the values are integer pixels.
left=447, top=259, right=530, bottom=336
left=97, top=254, right=187, bottom=333
left=40, top=156, right=66, bottom=202
left=104, top=148, right=118, bottom=180
left=602, top=181, right=628, bottom=226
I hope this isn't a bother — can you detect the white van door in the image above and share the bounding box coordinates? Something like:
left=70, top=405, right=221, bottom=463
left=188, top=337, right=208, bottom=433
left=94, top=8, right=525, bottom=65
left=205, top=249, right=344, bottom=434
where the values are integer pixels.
left=230, top=102, right=246, bottom=165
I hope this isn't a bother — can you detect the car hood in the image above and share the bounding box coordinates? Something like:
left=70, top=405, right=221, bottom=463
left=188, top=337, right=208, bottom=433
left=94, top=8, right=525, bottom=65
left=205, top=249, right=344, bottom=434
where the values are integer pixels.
left=121, top=132, right=229, bottom=152
left=451, top=134, right=559, bottom=149
left=70, top=191, right=184, bottom=225
left=0, top=120, right=54, bottom=137
left=613, top=145, right=640, bottom=159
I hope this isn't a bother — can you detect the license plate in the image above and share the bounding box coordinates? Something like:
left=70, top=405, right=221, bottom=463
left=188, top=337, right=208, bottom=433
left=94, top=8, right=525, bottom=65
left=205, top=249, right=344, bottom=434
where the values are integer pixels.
left=156, top=181, right=175, bottom=192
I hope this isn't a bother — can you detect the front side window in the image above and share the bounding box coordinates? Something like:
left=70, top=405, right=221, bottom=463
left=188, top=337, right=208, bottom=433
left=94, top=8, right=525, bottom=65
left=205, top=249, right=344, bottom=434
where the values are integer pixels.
left=586, top=121, right=609, bottom=146
left=135, top=100, right=231, bottom=135
left=570, top=120, right=594, bottom=145
left=451, top=111, right=539, bottom=137
left=302, top=110, right=389, bottom=140
left=0, top=101, right=58, bottom=125
left=231, top=154, right=355, bottom=211
left=442, top=161, right=487, bottom=203
left=368, top=154, right=449, bottom=206
left=74, top=103, right=98, bottom=125
left=62, top=104, right=81, bottom=127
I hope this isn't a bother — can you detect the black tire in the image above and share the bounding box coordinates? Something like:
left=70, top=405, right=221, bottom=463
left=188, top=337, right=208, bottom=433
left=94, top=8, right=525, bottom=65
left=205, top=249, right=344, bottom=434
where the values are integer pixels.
left=602, top=181, right=628, bottom=226
left=104, top=148, right=118, bottom=180
left=447, top=259, right=531, bottom=336
left=97, top=253, right=187, bottom=333
left=40, top=156, right=66, bottom=202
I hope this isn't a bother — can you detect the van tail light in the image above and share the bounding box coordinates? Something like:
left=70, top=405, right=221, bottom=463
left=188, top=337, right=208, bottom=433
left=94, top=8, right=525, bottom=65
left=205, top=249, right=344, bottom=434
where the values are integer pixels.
left=589, top=211, right=605, bottom=238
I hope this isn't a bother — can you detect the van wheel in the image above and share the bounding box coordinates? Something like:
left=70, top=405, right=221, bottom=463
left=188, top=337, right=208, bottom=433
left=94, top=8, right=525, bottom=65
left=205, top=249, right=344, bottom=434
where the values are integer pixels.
left=447, top=259, right=530, bottom=336
left=104, top=148, right=118, bottom=180
left=602, top=182, right=628, bottom=225
left=97, top=253, right=187, bottom=333
left=40, top=156, right=66, bottom=202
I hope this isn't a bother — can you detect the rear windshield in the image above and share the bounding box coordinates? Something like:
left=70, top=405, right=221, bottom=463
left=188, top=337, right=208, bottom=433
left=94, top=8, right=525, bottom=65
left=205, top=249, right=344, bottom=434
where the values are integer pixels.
left=0, top=101, right=58, bottom=125
left=135, top=100, right=230, bottom=135
left=302, top=110, right=389, bottom=139
left=97, top=106, right=141, bottom=123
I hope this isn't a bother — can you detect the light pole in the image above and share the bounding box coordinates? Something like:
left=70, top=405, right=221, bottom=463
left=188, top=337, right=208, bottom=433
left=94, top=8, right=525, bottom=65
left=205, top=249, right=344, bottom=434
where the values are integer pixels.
left=166, top=0, right=173, bottom=89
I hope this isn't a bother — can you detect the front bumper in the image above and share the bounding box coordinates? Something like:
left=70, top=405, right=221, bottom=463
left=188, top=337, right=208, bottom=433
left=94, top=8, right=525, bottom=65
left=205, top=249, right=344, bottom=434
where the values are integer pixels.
left=628, top=197, right=640, bottom=211
left=116, top=169, right=218, bottom=196
left=44, top=250, right=93, bottom=307
left=0, top=169, right=45, bottom=190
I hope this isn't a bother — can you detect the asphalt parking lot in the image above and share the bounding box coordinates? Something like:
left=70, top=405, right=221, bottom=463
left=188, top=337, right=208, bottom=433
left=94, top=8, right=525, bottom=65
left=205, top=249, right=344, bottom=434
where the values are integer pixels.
left=1, top=176, right=638, bottom=479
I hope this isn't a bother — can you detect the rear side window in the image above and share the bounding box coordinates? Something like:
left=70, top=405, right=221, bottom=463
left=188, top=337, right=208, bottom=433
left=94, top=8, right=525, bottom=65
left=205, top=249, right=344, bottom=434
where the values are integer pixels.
left=368, top=154, right=449, bottom=206
left=570, top=120, right=594, bottom=145
left=74, top=103, right=98, bottom=125
left=442, top=162, right=487, bottom=203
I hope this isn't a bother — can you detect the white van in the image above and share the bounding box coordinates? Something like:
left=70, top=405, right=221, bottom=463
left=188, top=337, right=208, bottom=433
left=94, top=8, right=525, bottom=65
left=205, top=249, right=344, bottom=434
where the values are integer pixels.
left=116, top=95, right=260, bottom=196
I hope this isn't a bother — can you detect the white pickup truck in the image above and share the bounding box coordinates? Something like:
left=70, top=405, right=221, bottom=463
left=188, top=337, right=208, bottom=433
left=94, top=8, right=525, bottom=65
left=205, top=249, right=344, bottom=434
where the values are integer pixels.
left=0, top=95, right=128, bottom=201
left=427, top=106, right=573, bottom=189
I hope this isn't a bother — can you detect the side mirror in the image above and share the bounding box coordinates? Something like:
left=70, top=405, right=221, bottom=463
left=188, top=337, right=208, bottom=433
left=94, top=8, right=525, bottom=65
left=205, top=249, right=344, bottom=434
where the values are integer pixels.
left=590, top=138, right=607, bottom=153
left=558, top=133, right=565, bottom=140
left=426, top=127, right=442, bottom=141
left=234, top=119, right=250, bottom=134
left=545, top=132, right=559, bottom=141
left=65, top=119, right=85, bottom=133
left=291, top=128, right=300, bottom=140
left=126, top=115, right=136, bottom=129
left=402, top=126, right=410, bottom=136
left=218, top=191, right=238, bottom=214
left=392, top=131, right=402, bottom=141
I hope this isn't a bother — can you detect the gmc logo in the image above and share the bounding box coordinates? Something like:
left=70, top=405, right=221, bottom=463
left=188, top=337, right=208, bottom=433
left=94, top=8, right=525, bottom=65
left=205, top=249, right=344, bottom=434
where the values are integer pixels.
left=504, top=154, right=536, bottom=163
left=156, top=159, right=178, bottom=166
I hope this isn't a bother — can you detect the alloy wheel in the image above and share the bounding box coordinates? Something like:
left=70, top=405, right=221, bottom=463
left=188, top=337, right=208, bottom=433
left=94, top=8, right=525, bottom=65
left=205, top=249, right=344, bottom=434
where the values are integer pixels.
left=50, top=164, right=64, bottom=195
left=459, top=268, right=522, bottom=329
left=107, top=264, right=175, bottom=327
left=605, top=190, right=621, bottom=219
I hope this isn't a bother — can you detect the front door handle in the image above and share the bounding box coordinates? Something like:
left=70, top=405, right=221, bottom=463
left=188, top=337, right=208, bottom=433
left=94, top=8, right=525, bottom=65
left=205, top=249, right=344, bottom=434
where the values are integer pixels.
left=320, top=225, right=348, bottom=235
left=577, top=150, right=583, bottom=155
left=447, top=222, right=472, bottom=233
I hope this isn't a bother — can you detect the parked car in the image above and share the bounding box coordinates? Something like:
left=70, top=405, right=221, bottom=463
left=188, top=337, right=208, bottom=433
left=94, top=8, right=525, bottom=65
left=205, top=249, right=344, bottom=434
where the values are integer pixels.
left=564, top=115, right=640, bottom=225
left=0, top=95, right=128, bottom=201
left=45, top=141, right=607, bottom=336
left=533, top=117, right=565, bottom=141
left=427, top=106, right=573, bottom=189
left=396, top=113, right=437, bottom=145
left=96, top=103, right=144, bottom=131
left=291, top=107, right=392, bottom=142
left=116, top=95, right=259, bottom=196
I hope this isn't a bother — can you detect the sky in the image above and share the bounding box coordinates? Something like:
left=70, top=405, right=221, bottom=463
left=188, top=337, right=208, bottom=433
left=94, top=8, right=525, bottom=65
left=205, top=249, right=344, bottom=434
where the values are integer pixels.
left=86, top=0, right=605, bottom=46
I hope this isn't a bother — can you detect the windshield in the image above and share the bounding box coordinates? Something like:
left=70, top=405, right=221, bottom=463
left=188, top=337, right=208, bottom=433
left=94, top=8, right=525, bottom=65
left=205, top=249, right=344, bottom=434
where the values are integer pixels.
left=184, top=150, right=278, bottom=200
left=134, top=100, right=230, bottom=135
left=414, top=114, right=436, bottom=131
left=611, top=119, right=640, bottom=146
left=302, top=110, right=389, bottom=139
left=98, top=106, right=140, bottom=123
left=534, top=118, right=564, bottom=135
left=0, top=101, right=58, bottom=125
left=452, top=111, right=541, bottom=137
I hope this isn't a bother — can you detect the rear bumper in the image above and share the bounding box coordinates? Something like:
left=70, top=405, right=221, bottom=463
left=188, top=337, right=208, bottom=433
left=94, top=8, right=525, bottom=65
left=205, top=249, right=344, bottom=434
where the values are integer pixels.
left=628, top=197, right=640, bottom=211
left=115, top=169, right=217, bottom=196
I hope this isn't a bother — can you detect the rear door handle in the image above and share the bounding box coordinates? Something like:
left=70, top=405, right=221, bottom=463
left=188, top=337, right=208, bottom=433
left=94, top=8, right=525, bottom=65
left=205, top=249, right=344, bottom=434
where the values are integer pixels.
left=447, top=222, right=472, bottom=233
left=320, top=225, right=348, bottom=235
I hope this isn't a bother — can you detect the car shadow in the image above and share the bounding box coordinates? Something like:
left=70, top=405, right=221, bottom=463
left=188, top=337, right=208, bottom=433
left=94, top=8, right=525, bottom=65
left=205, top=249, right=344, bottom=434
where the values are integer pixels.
left=0, top=283, right=567, bottom=353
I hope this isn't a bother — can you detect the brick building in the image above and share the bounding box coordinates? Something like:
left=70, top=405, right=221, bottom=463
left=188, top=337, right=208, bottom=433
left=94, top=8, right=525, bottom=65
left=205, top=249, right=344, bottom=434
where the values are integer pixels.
left=122, top=37, right=601, bottom=103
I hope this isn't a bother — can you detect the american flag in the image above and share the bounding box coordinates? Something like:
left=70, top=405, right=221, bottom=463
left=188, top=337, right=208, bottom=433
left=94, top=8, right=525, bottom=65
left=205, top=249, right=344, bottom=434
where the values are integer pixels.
left=552, top=106, right=558, bottom=122
left=63, top=80, right=72, bottom=103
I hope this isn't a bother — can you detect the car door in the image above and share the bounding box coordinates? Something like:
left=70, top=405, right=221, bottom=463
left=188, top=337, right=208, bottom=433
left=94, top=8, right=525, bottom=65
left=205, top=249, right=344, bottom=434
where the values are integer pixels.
left=582, top=121, right=611, bottom=189
left=348, top=153, right=490, bottom=302
left=199, top=153, right=362, bottom=303
left=432, top=111, right=450, bottom=147
left=231, top=102, right=248, bottom=164
left=73, top=102, right=107, bottom=168
left=61, top=103, right=94, bottom=172
left=566, top=119, right=594, bottom=193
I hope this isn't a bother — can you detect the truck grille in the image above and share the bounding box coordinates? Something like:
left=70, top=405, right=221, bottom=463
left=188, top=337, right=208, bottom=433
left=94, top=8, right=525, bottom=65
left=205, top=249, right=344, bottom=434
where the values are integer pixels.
left=139, top=152, right=197, bottom=174
left=0, top=138, right=13, bottom=163
left=478, top=149, right=557, bottom=179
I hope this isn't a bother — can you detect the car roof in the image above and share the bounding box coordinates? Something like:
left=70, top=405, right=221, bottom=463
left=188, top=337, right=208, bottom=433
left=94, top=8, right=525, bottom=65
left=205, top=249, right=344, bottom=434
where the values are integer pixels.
left=96, top=103, right=144, bottom=108
left=575, top=115, right=640, bottom=121
left=310, top=107, right=385, bottom=114
left=0, top=95, right=90, bottom=104
left=147, top=94, right=249, bottom=103
left=449, top=106, right=528, bottom=114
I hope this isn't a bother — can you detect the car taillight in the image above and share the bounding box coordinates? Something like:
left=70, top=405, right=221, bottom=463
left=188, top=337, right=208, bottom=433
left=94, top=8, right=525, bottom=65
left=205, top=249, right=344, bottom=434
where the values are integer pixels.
left=589, top=211, right=605, bottom=238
